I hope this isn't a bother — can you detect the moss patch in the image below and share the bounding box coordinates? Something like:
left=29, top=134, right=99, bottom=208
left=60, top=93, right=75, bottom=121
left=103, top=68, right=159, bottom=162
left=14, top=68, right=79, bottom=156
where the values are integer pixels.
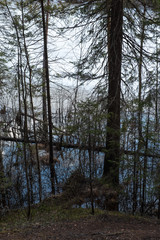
left=0, top=195, right=103, bottom=232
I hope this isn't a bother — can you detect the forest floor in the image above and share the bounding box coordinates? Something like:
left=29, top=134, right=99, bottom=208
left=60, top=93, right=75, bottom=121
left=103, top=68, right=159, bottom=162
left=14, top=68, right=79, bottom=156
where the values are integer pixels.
left=0, top=196, right=160, bottom=240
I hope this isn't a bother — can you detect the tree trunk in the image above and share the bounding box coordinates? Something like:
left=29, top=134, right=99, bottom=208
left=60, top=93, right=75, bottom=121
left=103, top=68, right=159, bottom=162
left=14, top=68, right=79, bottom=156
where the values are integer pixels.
left=42, top=0, right=50, bottom=143
left=103, top=0, right=123, bottom=195
left=0, top=144, right=6, bottom=207
left=40, top=0, right=55, bottom=194
left=141, top=106, right=149, bottom=215
left=21, top=7, right=42, bottom=202
left=88, top=118, right=94, bottom=215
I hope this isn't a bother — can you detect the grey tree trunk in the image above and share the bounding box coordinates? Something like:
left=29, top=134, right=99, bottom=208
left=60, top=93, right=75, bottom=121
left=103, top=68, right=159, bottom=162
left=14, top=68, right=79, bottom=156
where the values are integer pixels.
left=40, top=0, right=55, bottom=194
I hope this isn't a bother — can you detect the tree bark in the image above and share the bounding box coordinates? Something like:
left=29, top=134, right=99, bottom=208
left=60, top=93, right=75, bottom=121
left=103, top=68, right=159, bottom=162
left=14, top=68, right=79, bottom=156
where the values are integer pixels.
left=40, top=0, right=55, bottom=194
left=0, top=144, right=6, bottom=207
left=103, top=0, right=123, bottom=192
left=42, top=0, right=50, bottom=143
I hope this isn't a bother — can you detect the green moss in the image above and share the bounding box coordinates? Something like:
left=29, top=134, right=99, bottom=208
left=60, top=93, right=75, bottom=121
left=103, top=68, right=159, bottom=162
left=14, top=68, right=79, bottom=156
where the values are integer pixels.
left=0, top=196, right=104, bottom=232
left=0, top=195, right=154, bottom=235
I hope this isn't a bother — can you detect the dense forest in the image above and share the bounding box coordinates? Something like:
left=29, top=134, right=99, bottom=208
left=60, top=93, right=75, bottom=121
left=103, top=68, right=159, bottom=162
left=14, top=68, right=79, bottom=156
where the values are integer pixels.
left=0, top=0, right=160, bottom=220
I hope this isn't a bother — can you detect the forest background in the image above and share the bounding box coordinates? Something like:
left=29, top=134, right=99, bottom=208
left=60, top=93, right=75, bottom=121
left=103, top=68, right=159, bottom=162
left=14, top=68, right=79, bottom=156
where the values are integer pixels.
left=0, top=0, right=160, bottom=220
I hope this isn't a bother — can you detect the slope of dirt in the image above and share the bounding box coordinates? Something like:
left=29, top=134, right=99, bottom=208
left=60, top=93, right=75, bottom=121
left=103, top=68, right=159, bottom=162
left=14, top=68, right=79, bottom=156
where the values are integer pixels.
left=1, top=213, right=160, bottom=240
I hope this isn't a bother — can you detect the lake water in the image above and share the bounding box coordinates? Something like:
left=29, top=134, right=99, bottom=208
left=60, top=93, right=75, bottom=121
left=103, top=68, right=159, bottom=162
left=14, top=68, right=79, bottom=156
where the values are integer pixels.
left=1, top=141, right=104, bottom=208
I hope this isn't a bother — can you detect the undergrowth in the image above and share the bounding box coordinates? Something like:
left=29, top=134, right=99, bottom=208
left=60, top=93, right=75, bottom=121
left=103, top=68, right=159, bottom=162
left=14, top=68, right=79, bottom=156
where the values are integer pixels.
left=0, top=195, right=103, bottom=232
left=0, top=194, right=155, bottom=234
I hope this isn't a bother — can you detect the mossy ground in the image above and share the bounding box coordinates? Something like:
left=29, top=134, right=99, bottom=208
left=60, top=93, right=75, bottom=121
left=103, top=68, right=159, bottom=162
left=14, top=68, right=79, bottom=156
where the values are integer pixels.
left=0, top=195, right=103, bottom=232
left=0, top=196, right=160, bottom=240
